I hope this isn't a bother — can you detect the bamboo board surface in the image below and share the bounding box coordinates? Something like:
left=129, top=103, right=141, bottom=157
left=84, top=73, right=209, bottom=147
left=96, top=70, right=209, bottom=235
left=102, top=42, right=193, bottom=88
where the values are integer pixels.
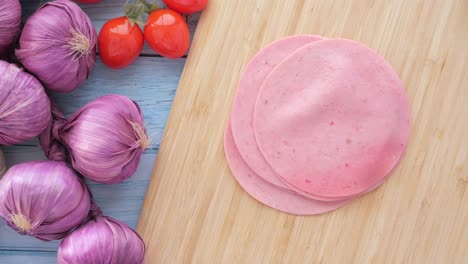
left=138, top=0, right=468, bottom=263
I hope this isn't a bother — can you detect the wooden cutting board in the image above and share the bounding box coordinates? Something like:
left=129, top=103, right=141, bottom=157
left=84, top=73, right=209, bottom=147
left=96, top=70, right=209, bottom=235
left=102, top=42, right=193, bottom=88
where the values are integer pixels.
left=138, top=0, right=468, bottom=263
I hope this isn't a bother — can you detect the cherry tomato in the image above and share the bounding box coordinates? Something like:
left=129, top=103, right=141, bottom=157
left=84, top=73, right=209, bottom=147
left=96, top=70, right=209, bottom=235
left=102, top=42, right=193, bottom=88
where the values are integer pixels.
left=98, top=17, right=144, bottom=69
left=144, top=9, right=190, bottom=59
left=75, top=0, right=101, bottom=3
left=163, top=0, right=208, bottom=14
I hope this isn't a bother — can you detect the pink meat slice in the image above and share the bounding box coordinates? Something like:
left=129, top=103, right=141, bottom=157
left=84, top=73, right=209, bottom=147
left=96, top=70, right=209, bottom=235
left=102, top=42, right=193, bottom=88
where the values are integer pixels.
left=231, top=35, right=323, bottom=190
left=224, top=123, right=350, bottom=215
left=254, top=39, right=411, bottom=199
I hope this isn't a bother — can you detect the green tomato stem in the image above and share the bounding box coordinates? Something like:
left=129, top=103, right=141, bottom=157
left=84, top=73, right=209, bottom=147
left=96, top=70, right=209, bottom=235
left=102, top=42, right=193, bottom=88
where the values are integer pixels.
left=124, top=0, right=147, bottom=26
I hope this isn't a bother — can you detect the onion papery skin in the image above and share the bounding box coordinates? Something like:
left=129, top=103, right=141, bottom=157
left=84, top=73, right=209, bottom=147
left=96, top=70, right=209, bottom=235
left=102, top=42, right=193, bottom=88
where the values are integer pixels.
left=0, top=61, right=51, bottom=145
left=0, top=161, right=92, bottom=241
left=0, top=0, right=21, bottom=56
left=16, top=0, right=97, bottom=93
left=57, top=216, right=145, bottom=264
left=40, top=94, right=150, bottom=184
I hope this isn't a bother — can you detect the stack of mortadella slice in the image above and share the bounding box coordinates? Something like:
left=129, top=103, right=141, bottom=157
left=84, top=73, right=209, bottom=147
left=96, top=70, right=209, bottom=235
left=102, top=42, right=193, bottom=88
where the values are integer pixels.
left=224, top=35, right=411, bottom=215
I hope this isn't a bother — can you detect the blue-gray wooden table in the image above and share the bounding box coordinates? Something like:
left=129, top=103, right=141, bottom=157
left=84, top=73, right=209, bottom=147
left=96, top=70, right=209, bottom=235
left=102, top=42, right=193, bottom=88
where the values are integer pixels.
left=0, top=1, right=198, bottom=262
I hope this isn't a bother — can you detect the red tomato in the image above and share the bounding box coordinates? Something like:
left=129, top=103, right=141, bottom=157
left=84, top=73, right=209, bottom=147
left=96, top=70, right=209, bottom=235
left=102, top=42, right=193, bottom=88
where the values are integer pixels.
left=75, top=0, right=101, bottom=3
left=98, top=17, right=144, bottom=69
left=144, top=9, right=190, bottom=59
left=163, top=0, right=208, bottom=14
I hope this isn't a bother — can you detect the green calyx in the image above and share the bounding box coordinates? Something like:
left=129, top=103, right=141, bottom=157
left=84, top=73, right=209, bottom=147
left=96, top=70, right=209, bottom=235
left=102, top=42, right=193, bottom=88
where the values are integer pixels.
left=124, top=0, right=160, bottom=26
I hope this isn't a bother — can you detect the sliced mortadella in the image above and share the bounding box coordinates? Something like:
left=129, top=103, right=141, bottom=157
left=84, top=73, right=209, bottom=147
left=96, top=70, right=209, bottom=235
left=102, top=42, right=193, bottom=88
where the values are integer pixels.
left=231, top=35, right=323, bottom=190
left=224, top=123, right=350, bottom=215
left=254, top=39, right=411, bottom=199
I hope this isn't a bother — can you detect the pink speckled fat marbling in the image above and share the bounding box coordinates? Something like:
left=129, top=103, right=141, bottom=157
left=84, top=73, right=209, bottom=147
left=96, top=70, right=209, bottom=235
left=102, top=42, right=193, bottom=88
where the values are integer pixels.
left=254, top=39, right=411, bottom=199
left=225, top=123, right=350, bottom=215
left=231, top=35, right=323, bottom=190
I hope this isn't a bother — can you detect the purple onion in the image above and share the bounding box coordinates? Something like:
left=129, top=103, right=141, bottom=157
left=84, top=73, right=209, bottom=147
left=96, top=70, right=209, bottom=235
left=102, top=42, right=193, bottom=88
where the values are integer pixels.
left=40, top=94, right=150, bottom=184
left=16, top=0, right=97, bottom=93
left=0, top=61, right=51, bottom=145
left=57, top=216, right=145, bottom=264
left=0, top=161, right=91, bottom=241
left=0, top=0, right=21, bottom=56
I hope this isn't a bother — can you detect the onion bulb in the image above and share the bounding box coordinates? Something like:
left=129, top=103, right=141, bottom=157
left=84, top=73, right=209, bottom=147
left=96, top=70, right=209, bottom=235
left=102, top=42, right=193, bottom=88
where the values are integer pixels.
left=57, top=216, right=145, bottom=264
left=0, top=161, right=91, bottom=241
left=16, top=0, right=97, bottom=93
left=40, top=94, right=150, bottom=184
left=0, top=0, right=21, bottom=56
left=0, top=61, right=51, bottom=145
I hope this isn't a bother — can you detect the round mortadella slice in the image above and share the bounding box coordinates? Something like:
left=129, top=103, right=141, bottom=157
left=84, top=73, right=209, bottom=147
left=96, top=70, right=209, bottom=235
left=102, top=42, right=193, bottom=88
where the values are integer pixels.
left=231, top=35, right=323, bottom=190
left=225, top=123, right=350, bottom=215
left=254, top=39, right=411, bottom=199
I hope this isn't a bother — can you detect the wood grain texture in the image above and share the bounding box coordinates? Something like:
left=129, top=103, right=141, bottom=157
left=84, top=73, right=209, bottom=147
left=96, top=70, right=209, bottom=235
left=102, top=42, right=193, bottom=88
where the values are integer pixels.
left=0, top=251, right=56, bottom=263
left=0, top=0, right=196, bottom=260
left=138, top=0, right=468, bottom=263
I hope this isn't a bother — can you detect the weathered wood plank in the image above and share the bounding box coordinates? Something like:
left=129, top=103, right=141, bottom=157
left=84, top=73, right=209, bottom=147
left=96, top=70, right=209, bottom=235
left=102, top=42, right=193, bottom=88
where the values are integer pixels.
left=18, top=56, right=186, bottom=151
left=0, top=250, right=56, bottom=263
